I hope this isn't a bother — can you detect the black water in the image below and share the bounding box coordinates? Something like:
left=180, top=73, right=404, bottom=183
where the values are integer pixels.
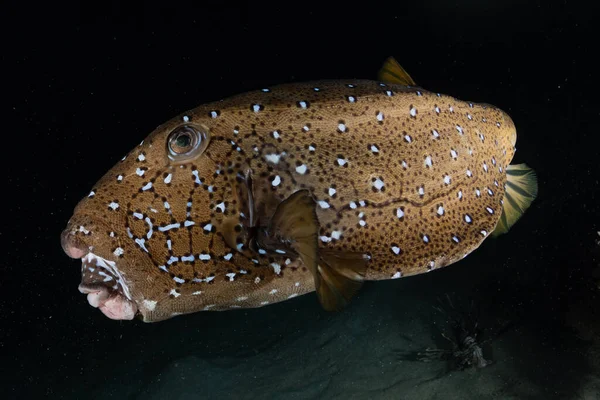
left=4, top=2, right=599, bottom=399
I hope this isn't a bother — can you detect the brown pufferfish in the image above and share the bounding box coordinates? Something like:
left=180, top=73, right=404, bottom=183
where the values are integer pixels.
left=61, top=58, right=538, bottom=322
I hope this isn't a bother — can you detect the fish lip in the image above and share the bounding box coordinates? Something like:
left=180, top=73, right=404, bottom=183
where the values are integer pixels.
left=78, top=252, right=139, bottom=319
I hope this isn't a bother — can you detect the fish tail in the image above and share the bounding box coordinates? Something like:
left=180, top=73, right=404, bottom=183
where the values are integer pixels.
left=492, top=164, right=538, bottom=237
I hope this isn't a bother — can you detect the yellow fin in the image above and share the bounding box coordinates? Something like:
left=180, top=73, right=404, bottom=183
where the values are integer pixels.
left=316, top=250, right=368, bottom=311
left=377, top=56, right=416, bottom=86
left=492, top=164, right=538, bottom=237
left=257, top=190, right=368, bottom=311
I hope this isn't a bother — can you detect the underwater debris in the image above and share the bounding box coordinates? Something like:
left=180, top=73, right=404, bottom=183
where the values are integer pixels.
left=396, top=293, right=492, bottom=371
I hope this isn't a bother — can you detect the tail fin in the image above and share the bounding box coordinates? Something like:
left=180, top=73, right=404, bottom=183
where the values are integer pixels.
left=492, top=164, right=538, bottom=237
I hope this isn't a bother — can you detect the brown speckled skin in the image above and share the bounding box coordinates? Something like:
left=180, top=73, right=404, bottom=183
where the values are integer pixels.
left=64, top=80, right=516, bottom=321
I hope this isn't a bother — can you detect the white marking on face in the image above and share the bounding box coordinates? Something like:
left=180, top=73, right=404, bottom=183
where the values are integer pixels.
left=392, top=271, right=402, bottom=279
left=159, top=222, right=180, bottom=232
left=329, top=187, right=337, bottom=197
left=143, top=299, right=157, bottom=310
left=164, top=173, right=172, bottom=184
left=141, top=182, right=152, bottom=191
left=331, top=230, right=342, bottom=240
left=203, top=223, right=213, bottom=231
left=272, top=175, right=281, bottom=186
left=181, top=255, right=195, bottom=262
left=226, top=273, right=236, bottom=281
left=270, top=263, right=282, bottom=275
left=167, top=240, right=172, bottom=250
left=350, top=201, right=357, bottom=209
left=373, top=178, right=385, bottom=191
left=113, top=247, right=124, bottom=257
left=170, top=288, right=180, bottom=297
left=138, top=153, right=145, bottom=161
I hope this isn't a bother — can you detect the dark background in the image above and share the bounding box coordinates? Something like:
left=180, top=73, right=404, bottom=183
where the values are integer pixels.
left=3, top=1, right=599, bottom=399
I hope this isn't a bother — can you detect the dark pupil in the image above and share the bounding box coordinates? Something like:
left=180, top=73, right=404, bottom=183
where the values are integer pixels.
left=176, top=134, right=192, bottom=148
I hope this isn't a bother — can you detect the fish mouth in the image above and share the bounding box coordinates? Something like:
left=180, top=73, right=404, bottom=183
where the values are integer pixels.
left=61, top=229, right=138, bottom=320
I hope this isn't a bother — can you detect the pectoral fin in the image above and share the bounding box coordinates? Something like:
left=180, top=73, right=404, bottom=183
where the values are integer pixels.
left=492, top=163, right=538, bottom=237
left=258, top=190, right=369, bottom=311
left=316, top=250, right=369, bottom=311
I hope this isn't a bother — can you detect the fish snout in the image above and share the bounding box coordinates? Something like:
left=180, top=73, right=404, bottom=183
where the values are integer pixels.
left=61, top=227, right=88, bottom=259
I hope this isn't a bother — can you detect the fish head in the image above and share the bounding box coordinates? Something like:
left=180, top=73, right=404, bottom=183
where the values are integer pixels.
left=61, top=111, right=241, bottom=321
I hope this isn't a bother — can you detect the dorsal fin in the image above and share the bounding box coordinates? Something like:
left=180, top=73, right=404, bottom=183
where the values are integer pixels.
left=492, top=164, right=538, bottom=237
left=377, top=57, right=417, bottom=86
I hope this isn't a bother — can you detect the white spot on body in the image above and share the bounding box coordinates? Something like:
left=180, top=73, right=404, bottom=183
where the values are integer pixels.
left=329, top=187, right=337, bottom=197
left=391, top=246, right=401, bottom=255
left=272, top=175, right=281, bottom=186
left=373, top=178, right=385, bottom=191
left=425, top=156, right=432, bottom=168
left=444, top=175, right=451, bottom=185
left=437, top=206, right=444, bottom=216
left=296, top=164, right=308, bottom=174
left=109, top=201, right=119, bottom=210
left=392, top=271, right=402, bottom=279
left=410, top=107, right=417, bottom=117
left=318, top=200, right=330, bottom=209
left=396, top=208, right=404, bottom=218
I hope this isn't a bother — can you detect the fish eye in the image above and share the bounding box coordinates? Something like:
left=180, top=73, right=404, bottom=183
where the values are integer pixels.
left=167, top=124, right=210, bottom=163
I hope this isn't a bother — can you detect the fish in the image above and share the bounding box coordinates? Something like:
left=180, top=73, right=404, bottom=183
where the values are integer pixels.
left=61, top=57, right=538, bottom=322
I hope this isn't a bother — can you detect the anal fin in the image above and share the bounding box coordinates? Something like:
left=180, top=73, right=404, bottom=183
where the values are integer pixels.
left=492, top=163, right=538, bottom=237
